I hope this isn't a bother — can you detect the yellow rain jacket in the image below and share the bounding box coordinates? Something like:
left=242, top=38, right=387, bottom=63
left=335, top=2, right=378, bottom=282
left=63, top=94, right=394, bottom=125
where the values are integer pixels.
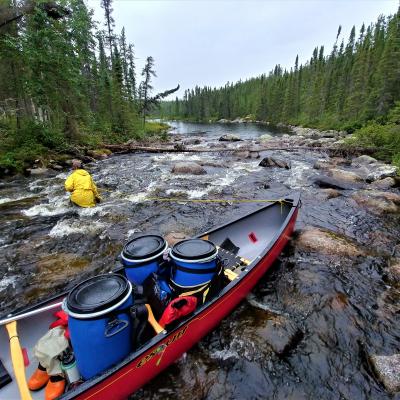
left=64, top=169, right=100, bottom=208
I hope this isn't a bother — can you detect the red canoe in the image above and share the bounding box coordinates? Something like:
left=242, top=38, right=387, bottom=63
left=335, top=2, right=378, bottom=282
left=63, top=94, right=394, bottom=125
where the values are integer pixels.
left=0, top=193, right=300, bottom=400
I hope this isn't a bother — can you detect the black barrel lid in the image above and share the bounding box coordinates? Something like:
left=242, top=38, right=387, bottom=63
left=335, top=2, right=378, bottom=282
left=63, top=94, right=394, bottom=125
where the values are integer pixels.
left=67, top=274, right=130, bottom=314
left=122, top=235, right=166, bottom=261
left=171, top=239, right=217, bottom=260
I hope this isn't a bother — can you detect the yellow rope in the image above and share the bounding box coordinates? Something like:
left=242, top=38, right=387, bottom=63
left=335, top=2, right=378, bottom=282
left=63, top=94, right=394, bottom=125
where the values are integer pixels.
left=99, top=189, right=290, bottom=210
left=146, top=197, right=288, bottom=205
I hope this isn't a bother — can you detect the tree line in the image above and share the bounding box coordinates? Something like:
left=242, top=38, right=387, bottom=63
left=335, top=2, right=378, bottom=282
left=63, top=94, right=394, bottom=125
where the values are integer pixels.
left=0, top=0, right=177, bottom=171
left=161, top=9, right=399, bottom=133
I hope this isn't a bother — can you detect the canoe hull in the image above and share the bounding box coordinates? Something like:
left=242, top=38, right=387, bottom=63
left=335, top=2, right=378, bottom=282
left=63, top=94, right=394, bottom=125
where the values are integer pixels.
left=74, top=207, right=298, bottom=400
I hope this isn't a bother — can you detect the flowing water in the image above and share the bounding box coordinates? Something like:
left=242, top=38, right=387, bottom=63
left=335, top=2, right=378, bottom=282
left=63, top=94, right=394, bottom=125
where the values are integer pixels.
left=0, top=122, right=399, bottom=399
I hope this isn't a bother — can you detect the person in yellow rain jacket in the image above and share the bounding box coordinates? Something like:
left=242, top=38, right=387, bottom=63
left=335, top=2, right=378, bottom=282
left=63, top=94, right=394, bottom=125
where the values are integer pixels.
left=64, top=160, right=101, bottom=207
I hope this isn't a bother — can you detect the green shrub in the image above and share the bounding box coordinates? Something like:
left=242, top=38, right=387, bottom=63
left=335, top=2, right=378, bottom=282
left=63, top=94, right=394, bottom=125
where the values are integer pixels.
left=352, top=122, right=400, bottom=165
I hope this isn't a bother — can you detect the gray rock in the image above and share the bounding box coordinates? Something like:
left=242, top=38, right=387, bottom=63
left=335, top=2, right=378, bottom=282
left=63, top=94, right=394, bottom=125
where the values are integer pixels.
left=250, top=151, right=260, bottom=159
left=234, top=150, right=250, bottom=159
left=352, top=155, right=379, bottom=165
left=370, top=354, right=400, bottom=393
left=328, top=168, right=363, bottom=183
left=366, top=164, right=398, bottom=181
left=296, top=227, right=365, bottom=257
left=259, top=156, right=291, bottom=169
left=352, top=155, right=398, bottom=181
left=313, top=175, right=357, bottom=190
left=49, top=164, right=63, bottom=171
left=259, top=134, right=273, bottom=142
left=369, top=177, right=396, bottom=190
left=351, top=190, right=400, bottom=214
left=171, top=162, right=207, bottom=175
left=219, top=134, right=241, bottom=142
left=319, top=189, right=342, bottom=199
left=183, top=138, right=201, bottom=146
left=314, top=159, right=335, bottom=170
left=27, top=167, right=49, bottom=176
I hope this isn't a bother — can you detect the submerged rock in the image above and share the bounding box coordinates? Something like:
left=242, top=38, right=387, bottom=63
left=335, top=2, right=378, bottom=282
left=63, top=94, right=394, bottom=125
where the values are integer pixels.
left=370, top=354, right=400, bottom=393
left=255, top=315, right=303, bottom=355
left=171, top=162, right=207, bottom=175
left=219, top=134, right=241, bottom=142
left=296, top=227, right=365, bottom=257
left=259, top=156, right=291, bottom=169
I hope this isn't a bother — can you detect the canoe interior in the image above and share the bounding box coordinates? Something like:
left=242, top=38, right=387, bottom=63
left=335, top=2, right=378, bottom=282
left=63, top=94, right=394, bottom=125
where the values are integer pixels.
left=0, top=198, right=296, bottom=400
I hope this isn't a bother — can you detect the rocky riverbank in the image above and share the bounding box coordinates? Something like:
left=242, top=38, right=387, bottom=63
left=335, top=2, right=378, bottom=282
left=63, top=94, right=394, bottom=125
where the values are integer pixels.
left=1, top=121, right=399, bottom=398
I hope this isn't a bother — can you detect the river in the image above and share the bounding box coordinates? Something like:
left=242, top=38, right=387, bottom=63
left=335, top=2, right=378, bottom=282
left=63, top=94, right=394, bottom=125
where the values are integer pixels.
left=0, top=121, right=399, bottom=399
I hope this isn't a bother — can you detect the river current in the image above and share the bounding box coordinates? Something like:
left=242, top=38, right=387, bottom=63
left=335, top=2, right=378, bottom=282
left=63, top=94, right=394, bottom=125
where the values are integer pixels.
left=0, top=122, right=399, bottom=399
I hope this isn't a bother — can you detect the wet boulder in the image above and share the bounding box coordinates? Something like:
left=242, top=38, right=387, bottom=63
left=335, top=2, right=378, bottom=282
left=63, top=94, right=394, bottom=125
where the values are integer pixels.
left=352, top=155, right=398, bottom=181
left=352, top=155, right=378, bottom=166
left=87, top=149, right=112, bottom=159
left=255, top=315, right=303, bottom=355
left=259, top=156, right=291, bottom=169
left=313, top=175, right=355, bottom=190
left=234, top=150, right=251, bottom=159
left=314, top=159, right=335, bottom=170
left=327, top=168, right=363, bottom=183
left=219, top=134, right=241, bottom=142
left=386, top=260, right=400, bottom=284
left=183, top=138, right=202, bottom=146
left=171, top=162, right=207, bottom=175
left=319, top=188, right=342, bottom=199
left=370, top=354, right=400, bottom=393
left=296, top=227, right=365, bottom=257
left=351, top=190, right=400, bottom=214
left=369, top=177, right=396, bottom=190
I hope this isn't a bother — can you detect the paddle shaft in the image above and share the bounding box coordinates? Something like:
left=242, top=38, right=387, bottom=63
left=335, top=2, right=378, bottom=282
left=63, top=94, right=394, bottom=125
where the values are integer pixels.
left=5, top=321, right=32, bottom=400
left=0, top=301, right=63, bottom=326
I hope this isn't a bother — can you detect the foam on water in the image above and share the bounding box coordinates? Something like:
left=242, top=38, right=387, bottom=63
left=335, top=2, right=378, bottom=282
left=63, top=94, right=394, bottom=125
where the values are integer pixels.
left=286, top=160, right=312, bottom=189
left=0, top=195, right=34, bottom=205
left=0, top=276, right=16, bottom=290
left=49, top=219, right=106, bottom=238
left=22, top=194, right=70, bottom=216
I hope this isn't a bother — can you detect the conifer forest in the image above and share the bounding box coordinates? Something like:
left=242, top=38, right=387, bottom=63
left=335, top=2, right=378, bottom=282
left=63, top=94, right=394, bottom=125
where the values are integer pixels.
left=161, top=9, right=400, bottom=165
left=0, top=0, right=177, bottom=171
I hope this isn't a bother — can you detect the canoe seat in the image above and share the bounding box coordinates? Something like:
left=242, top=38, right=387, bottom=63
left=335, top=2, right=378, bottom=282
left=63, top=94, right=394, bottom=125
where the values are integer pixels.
left=217, top=246, right=251, bottom=282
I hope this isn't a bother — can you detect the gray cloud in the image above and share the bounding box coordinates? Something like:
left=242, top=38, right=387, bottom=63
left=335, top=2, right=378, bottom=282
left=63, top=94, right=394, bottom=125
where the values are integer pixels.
left=89, top=0, right=398, bottom=97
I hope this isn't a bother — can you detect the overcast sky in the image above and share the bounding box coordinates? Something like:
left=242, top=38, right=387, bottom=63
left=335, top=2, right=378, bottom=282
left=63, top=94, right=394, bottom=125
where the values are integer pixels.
left=88, top=0, right=398, bottom=98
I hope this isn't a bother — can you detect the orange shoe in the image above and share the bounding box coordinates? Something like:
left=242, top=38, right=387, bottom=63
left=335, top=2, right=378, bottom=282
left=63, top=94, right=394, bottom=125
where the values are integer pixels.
left=45, top=377, right=66, bottom=400
left=28, top=367, right=49, bottom=391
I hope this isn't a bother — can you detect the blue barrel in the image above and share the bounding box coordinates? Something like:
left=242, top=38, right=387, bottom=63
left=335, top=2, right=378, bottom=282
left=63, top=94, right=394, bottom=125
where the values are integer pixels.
left=121, top=235, right=168, bottom=285
left=170, top=239, right=218, bottom=288
left=64, top=274, right=133, bottom=380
